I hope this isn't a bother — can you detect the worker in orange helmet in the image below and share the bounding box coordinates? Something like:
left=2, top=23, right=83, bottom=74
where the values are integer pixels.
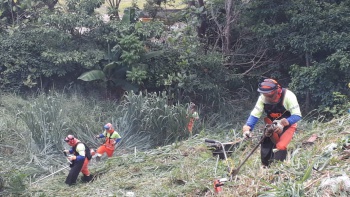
left=63, top=135, right=92, bottom=186
left=95, top=123, right=121, bottom=161
left=242, top=78, right=302, bottom=167
left=186, top=102, right=199, bottom=134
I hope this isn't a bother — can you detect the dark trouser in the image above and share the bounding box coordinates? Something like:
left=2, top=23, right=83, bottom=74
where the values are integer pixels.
left=261, top=137, right=287, bottom=167
left=65, top=160, right=84, bottom=186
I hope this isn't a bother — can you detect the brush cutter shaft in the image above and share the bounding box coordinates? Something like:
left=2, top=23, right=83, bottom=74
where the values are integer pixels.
left=231, top=124, right=274, bottom=176
left=235, top=136, right=266, bottom=172
left=31, top=166, right=70, bottom=185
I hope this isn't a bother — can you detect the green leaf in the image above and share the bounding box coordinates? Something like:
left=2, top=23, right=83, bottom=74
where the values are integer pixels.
left=298, top=159, right=316, bottom=184
left=78, top=70, right=106, bottom=81
left=141, top=50, right=164, bottom=60
left=103, top=62, right=119, bottom=74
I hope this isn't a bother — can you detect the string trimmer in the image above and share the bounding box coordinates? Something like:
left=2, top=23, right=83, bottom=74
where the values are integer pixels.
left=230, top=124, right=275, bottom=176
left=205, top=123, right=275, bottom=193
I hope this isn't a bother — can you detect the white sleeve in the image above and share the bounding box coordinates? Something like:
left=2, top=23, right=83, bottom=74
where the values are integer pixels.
left=283, top=90, right=302, bottom=117
left=76, top=143, right=86, bottom=156
left=250, top=95, right=264, bottom=118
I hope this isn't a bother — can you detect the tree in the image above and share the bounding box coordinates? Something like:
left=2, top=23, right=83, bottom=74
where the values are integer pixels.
left=241, top=0, right=350, bottom=111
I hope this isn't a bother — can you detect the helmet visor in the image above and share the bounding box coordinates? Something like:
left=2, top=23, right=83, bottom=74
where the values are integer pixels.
left=257, top=81, right=277, bottom=93
left=64, top=135, right=74, bottom=142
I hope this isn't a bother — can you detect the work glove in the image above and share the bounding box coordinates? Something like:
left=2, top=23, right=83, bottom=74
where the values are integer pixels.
left=280, top=118, right=289, bottom=127
left=264, top=126, right=274, bottom=137
left=95, top=135, right=100, bottom=138
left=272, top=120, right=283, bottom=134
left=273, top=118, right=290, bottom=134
left=68, top=155, right=76, bottom=161
left=242, top=125, right=252, bottom=139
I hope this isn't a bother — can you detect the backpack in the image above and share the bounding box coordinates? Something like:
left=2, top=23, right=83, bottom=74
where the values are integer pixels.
left=84, top=143, right=92, bottom=160
left=73, top=142, right=92, bottom=160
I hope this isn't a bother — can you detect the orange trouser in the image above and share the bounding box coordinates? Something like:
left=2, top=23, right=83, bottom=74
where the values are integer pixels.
left=261, top=123, right=297, bottom=166
left=96, top=144, right=114, bottom=157
left=271, top=123, right=297, bottom=150
left=81, top=158, right=90, bottom=175
left=187, top=119, right=195, bottom=133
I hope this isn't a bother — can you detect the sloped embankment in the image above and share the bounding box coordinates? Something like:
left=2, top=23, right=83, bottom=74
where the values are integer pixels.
left=27, top=115, right=350, bottom=196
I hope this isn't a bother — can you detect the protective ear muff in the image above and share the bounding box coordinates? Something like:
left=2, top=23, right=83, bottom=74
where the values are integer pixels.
left=277, top=87, right=282, bottom=94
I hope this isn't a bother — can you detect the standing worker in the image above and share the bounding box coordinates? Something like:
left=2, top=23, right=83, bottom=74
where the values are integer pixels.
left=63, top=135, right=93, bottom=186
left=186, top=102, right=199, bottom=134
left=95, top=123, right=122, bottom=161
left=242, top=78, right=302, bottom=167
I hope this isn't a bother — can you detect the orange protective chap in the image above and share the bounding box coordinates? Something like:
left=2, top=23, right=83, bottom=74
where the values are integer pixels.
left=96, top=145, right=114, bottom=157
left=81, top=158, right=90, bottom=175
left=272, top=123, right=297, bottom=150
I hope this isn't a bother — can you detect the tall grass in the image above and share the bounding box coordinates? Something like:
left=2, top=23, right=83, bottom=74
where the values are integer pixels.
left=2, top=89, right=350, bottom=196
left=118, top=91, right=189, bottom=147
left=0, top=89, right=251, bottom=196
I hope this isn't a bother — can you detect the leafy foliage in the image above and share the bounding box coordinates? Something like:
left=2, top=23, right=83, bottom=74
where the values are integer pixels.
left=1, top=0, right=350, bottom=116
left=241, top=0, right=350, bottom=112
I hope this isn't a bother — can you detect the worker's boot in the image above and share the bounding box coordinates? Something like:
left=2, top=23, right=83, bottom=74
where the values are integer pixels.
left=273, top=150, right=287, bottom=162
left=81, top=174, right=93, bottom=182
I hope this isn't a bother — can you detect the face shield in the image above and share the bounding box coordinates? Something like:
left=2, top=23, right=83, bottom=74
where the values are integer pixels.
left=261, top=90, right=280, bottom=104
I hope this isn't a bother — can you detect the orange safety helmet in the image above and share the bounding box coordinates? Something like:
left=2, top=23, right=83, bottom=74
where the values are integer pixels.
left=257, top=78, right=280, bottom=93
left=104, top=123, right=114, bottom=133
left=64, top=134, right=78, bottom=146
left=258, top=78, right=282, bottom=103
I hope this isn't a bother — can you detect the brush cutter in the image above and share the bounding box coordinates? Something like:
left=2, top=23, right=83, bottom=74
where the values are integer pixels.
left=31, top=166, right=70, bottom=185
left=30, top=151, right=73, bottom=185
left=229, top=135, right=266, bottom=176
left=205, top=123, right=275, bottom=193
left=230, top=123, right=275, bottom=176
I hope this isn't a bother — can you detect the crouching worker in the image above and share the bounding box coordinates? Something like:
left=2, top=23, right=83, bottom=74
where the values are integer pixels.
left=63, top=135, right=93, bottom=186
left=242, top=78, right=302, bottom=167
left=95, top=123, right=121, bottom=161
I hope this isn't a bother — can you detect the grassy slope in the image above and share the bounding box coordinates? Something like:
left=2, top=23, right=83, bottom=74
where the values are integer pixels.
left=26, top=116, right=350, bottom=196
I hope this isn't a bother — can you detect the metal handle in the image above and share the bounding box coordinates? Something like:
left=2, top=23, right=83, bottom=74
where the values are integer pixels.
left=205, top=139, right=217, bottom=143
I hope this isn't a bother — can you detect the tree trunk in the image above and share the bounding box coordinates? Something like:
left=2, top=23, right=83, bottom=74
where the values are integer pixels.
left=223, top=0, right=233, bottom=55
left=305, top=52, right=311, bottom=112
left=197, top=0, right=207, bottom=38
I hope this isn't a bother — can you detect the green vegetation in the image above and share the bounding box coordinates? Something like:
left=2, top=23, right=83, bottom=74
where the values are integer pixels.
left=95, top=0, right=186, bottom=17
left=0, top=0, right=350, bottom=195
left=1, top=91, right=350, bottom=196
left=0, top=0, right=349, bottom=114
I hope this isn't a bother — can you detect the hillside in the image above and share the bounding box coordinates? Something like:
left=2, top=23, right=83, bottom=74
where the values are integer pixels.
left=24, top=115, right=350, bottom=196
